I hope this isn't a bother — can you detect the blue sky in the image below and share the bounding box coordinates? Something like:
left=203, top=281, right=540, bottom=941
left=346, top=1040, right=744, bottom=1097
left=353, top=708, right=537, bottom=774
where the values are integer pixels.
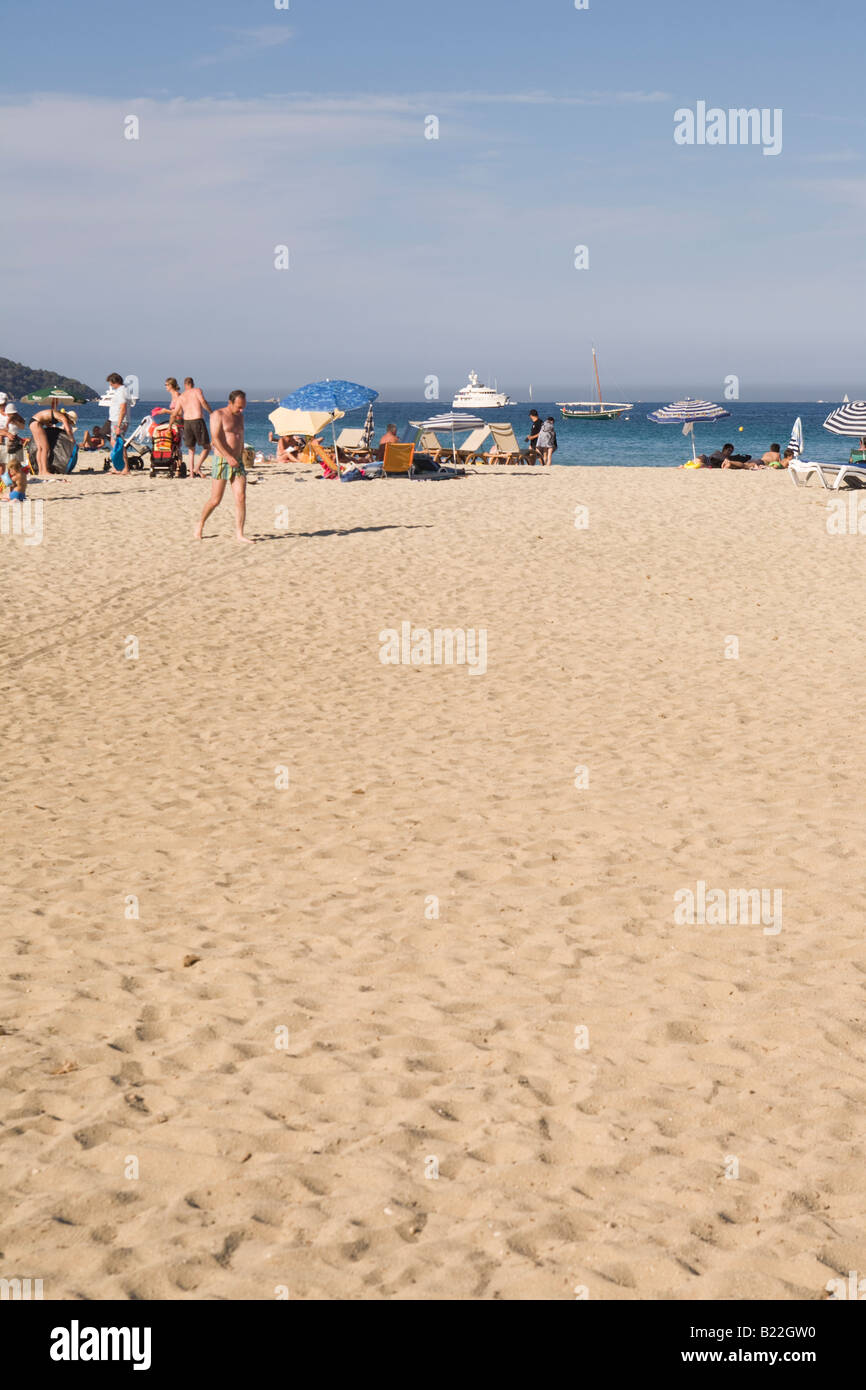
left=0, top=0, right=863, bottom=398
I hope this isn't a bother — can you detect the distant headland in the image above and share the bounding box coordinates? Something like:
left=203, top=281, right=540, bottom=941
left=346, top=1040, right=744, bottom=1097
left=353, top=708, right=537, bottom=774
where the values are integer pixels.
left=0, top=356, right=97, bottom=401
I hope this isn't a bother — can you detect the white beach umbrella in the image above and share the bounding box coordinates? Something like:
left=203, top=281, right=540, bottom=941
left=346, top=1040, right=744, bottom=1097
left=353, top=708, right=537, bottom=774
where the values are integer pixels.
left=787, top=416, right=804, bottom=458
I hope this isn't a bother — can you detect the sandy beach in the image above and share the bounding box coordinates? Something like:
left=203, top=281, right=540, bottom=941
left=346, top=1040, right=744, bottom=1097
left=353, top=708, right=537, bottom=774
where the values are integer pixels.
left=1, top=462, right=864, bottom=1301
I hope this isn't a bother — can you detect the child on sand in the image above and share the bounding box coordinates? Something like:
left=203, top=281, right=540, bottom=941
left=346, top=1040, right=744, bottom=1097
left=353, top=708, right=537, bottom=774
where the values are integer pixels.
left=5, top=459, right=27, bottom=501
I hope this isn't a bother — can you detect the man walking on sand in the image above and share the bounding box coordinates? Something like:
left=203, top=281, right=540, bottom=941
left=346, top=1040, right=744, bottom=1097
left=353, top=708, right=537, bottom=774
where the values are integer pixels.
left=194, top=391, right=253, bottom=543
left=172, top=376, right=213, bottom=477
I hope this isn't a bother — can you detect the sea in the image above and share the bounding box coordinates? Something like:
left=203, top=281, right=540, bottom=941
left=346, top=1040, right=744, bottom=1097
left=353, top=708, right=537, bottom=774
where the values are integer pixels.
left=64, top=400, right=855, bottom=469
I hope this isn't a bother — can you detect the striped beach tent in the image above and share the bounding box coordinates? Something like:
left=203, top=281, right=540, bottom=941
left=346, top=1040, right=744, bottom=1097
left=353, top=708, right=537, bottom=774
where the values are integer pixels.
left=647, top=398, right=731, bottom=460
left=822, top=401, right=866, bottom=438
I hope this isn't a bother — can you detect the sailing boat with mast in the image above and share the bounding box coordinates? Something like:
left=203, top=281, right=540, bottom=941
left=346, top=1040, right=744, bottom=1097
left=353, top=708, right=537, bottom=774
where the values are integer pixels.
left=557, top=347, right=632, bottom=420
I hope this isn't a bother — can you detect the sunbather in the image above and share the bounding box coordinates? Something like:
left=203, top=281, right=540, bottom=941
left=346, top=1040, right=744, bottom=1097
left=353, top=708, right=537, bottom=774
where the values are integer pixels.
left=82, top=425, right=106, bottom=450
left=276, top=434, right=302, bottom=464
left=377, top=423, right=399, bottom=461
left=761, top=442, right=782, bottom=465
left=710, top=443, right=757, bottom=469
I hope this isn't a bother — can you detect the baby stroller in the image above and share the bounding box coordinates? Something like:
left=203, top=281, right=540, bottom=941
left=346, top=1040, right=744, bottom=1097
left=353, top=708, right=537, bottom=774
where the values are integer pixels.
left=102, top=414, right=150, bottom=472
left=149, top=413, right=185, bottom=478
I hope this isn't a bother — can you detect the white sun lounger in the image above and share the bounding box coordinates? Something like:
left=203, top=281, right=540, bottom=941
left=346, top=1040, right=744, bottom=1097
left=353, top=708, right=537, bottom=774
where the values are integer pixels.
left=831, top=463, right=866, bottom=490
left=788, top=459, right=844, bottom=489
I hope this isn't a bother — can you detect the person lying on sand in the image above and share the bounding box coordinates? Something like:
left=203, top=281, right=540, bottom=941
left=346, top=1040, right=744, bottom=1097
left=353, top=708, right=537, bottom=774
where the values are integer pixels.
left=761, top=443, right=782, bottom=465
left=710, top=443, right=759, bottom=469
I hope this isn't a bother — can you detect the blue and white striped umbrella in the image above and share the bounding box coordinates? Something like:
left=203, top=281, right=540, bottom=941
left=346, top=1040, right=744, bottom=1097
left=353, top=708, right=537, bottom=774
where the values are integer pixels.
left=823, top=401, right=866, bottom=437
left=409, top=411, right=486, bottom=462
left=787, top=416, right=804, bottom=458
left=409, top=412, right=486, bottom=431
left=647, top=398, right=731, bottom=460
left=647, top=399, right=732, bottom=423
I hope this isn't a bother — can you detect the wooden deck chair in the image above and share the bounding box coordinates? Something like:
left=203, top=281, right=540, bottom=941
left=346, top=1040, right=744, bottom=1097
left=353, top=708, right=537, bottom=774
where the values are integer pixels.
left=482, top=422, right=536, bottom=465
left=382, top=442, right=416, bottom=477
left=334, top=428, right=366, bottom=450
left=334, top=427, right=372, bottom=461
left=416, top=431, right=447, bottom=462
left=452, top=427, right=491, bottom=464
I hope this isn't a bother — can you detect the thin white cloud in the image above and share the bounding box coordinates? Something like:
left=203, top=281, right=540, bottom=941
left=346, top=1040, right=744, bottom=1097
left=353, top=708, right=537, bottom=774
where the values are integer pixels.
left=196, top=25, right=293, bottom=68
left=792, top=176, right=866, bottom=210
left=801, top=150, right=862, bottom=165
left=453, top=90, right=671, bottom=106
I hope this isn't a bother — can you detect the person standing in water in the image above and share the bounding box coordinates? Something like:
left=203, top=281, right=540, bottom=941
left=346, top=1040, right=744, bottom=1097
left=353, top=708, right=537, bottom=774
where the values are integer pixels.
left=194, top=391, right=252, bottom=543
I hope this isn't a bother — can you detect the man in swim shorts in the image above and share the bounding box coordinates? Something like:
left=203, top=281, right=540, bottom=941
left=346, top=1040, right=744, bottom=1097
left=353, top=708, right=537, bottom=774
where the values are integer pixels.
left=172, top=376, right=213, bottom=477
left=194, top=391, right=252, bottom=543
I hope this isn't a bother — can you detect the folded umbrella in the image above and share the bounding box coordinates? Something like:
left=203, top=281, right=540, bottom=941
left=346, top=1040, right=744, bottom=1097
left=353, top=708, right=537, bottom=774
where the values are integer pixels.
left=787, top=416, right=804, bottom=458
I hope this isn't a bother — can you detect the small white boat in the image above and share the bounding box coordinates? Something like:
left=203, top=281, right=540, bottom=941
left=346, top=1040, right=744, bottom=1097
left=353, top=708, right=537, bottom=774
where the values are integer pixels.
left=557, top=347, right=632, bottom=419
left=98, top=384, right=139, bottom=408
left=452, top=370, right=514, bottom=410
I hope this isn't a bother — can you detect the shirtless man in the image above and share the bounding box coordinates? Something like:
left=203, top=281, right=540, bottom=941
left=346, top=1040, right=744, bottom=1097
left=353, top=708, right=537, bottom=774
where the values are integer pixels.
left=194, top=391, right=252, bottom=543
left=172, top=376, right=213, bottom=477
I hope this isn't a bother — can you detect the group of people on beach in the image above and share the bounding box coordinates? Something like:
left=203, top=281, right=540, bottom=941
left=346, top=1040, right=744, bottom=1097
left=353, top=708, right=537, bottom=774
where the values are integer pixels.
left=691, top=442, right=797, bottom=470
left=0, top=392, right=79, bottom=498
left=0, top=372, right=252, bottom=541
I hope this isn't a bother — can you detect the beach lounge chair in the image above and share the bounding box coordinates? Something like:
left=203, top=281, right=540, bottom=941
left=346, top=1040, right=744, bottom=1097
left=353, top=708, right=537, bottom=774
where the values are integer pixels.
left=831, top=463, right=866, bottom=490
left=381, top=442, right=465, bottom=481
left=416, top=431, right=448, bottom=462
left=449, top=427, right=491, bottom=465
left=334, top=428, right=372, bottom=461
left=480, top=423, right=536, bottom=466
left=382, top=442, right=415, bottom=477
left=788, top=459, right=844, bottom=489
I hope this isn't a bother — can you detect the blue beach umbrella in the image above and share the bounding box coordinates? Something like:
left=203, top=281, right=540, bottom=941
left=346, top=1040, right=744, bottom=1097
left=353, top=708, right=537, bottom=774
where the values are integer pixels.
left=279, top=379, right=378, bottom=466
left=647, top=398, right=731, bottom=460
left=279, top=379, right=378, bottom=413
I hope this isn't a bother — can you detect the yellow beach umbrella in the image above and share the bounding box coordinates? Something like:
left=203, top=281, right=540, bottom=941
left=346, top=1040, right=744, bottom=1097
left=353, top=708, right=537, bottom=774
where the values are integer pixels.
left=268, top=407, right=343, bottom=438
